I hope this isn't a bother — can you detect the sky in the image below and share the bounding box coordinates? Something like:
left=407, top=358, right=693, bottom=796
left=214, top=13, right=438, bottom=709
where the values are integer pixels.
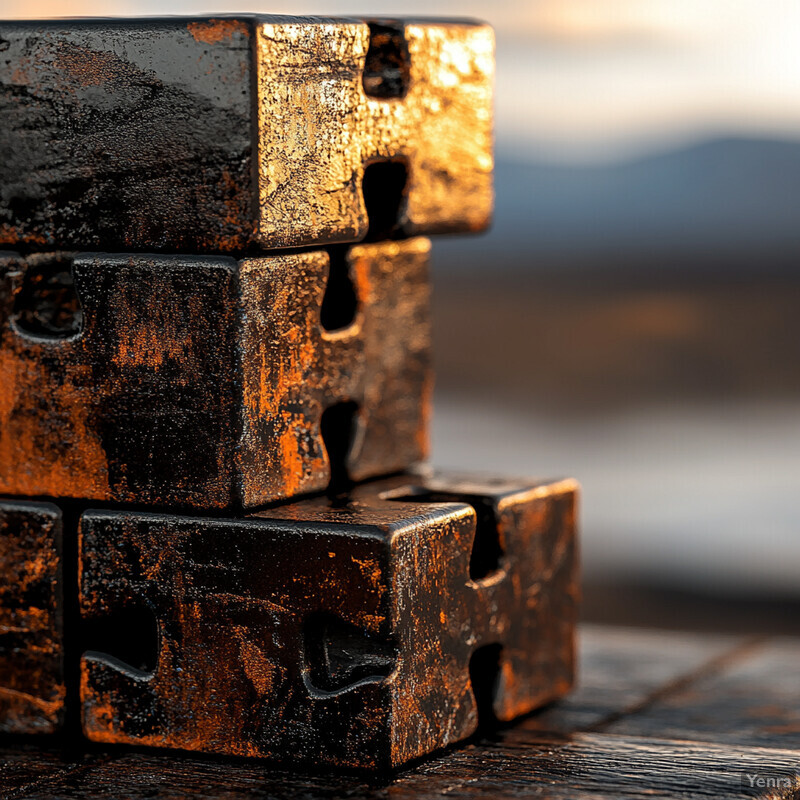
left=5, top=0, right=800, bottom=163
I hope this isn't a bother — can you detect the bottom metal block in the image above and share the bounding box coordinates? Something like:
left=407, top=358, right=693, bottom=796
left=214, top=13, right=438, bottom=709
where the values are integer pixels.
left=78, top=472, right=579, bottom=769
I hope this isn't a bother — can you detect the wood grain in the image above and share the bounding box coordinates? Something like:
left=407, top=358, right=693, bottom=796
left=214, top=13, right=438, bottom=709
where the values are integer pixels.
left=1, top=625, right=798, bottom=798
left=3, top=732, right=799, bottom=799
left=607, top=637, right=800, bottom=750
left=525, top=625, right=749, bottom=734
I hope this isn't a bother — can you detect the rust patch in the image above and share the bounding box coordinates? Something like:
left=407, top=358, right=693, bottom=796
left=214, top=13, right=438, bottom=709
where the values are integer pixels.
left=187, top=19, right=250, bottom=45
left=0, top=243, right=429, bottom=510
left=237, top=238, right=431, bottom=506
left=52, top=42, right=141, bottom=89
left=0, top=253, right=236, bottom=508
left=0, top=254, right=110, bottom=500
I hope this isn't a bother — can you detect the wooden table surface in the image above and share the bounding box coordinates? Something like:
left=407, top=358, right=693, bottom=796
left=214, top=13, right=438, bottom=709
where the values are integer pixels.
left=2, top=624, right=798, bottom=799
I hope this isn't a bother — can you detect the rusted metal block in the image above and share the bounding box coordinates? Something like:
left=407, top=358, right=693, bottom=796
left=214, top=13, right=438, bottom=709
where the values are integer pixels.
left=0, top=500, right=65, bottom=734
left=78, top=473, right=578, bottom=769
left=0, top=16, right=493, bottom=253
left=0, top=239, right=430, bottom=510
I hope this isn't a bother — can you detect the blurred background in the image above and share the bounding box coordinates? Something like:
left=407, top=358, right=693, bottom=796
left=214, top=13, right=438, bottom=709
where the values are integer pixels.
left=7, top=0, right=800, bottom=632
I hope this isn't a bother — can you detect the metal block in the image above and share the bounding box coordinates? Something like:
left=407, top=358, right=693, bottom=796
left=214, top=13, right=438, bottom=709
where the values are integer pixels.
left=0, top=240, right=430, bottom=510
left=0, top=500, right=64, bottom=734
left=78, top=473, right=578, bottom=769
left=0, top=16, right=493, bottom=252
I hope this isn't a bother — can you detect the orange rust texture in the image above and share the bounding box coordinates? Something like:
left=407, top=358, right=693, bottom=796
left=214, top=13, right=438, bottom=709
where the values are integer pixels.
left=0, top=253, right=237, bottom=508
left=0, top=501, right=65, bottom=734
left=384, top=475, right=579, bottom=765
left=238, top=237, right=431, bottom=507
left=256, top=19, right=494, bottom=247
left=0, top=243, right=429, bottom=509
left=78, top=473, right=578, bottom=769
left=0, top=254, right=109, bottom=500
left=187, top=19, right=250, bottom=45
left=79, top=511, right=396, bottom=766
left=488, top=479, right=580, bottom=722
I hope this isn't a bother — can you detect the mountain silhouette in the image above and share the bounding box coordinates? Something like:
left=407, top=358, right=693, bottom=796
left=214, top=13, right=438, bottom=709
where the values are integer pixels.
left=435, top=136, right=800, bottom=273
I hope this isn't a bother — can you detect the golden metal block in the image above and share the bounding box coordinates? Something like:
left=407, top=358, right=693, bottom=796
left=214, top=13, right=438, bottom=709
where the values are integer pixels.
left=256, top=19, right=494, bottom=246
left=0, top=17, right=494, bottom=253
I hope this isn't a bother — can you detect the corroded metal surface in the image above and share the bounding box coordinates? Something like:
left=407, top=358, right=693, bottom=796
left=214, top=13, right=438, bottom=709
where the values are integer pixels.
left=0, top=16, right=493, bottom=253
left=0, top=500, right=64, bottom=734
left=78, top=473, right=578, bottom=769
left=0, top=240, right=430, bottom=510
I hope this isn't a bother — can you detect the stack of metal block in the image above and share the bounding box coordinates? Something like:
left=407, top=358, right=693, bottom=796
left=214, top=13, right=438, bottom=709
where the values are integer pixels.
left=0, top=16, right=579, bottom=770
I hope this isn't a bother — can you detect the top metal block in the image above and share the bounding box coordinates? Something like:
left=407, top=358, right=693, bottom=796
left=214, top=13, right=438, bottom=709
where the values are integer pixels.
left=0, top=16, right=494, bottom=253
